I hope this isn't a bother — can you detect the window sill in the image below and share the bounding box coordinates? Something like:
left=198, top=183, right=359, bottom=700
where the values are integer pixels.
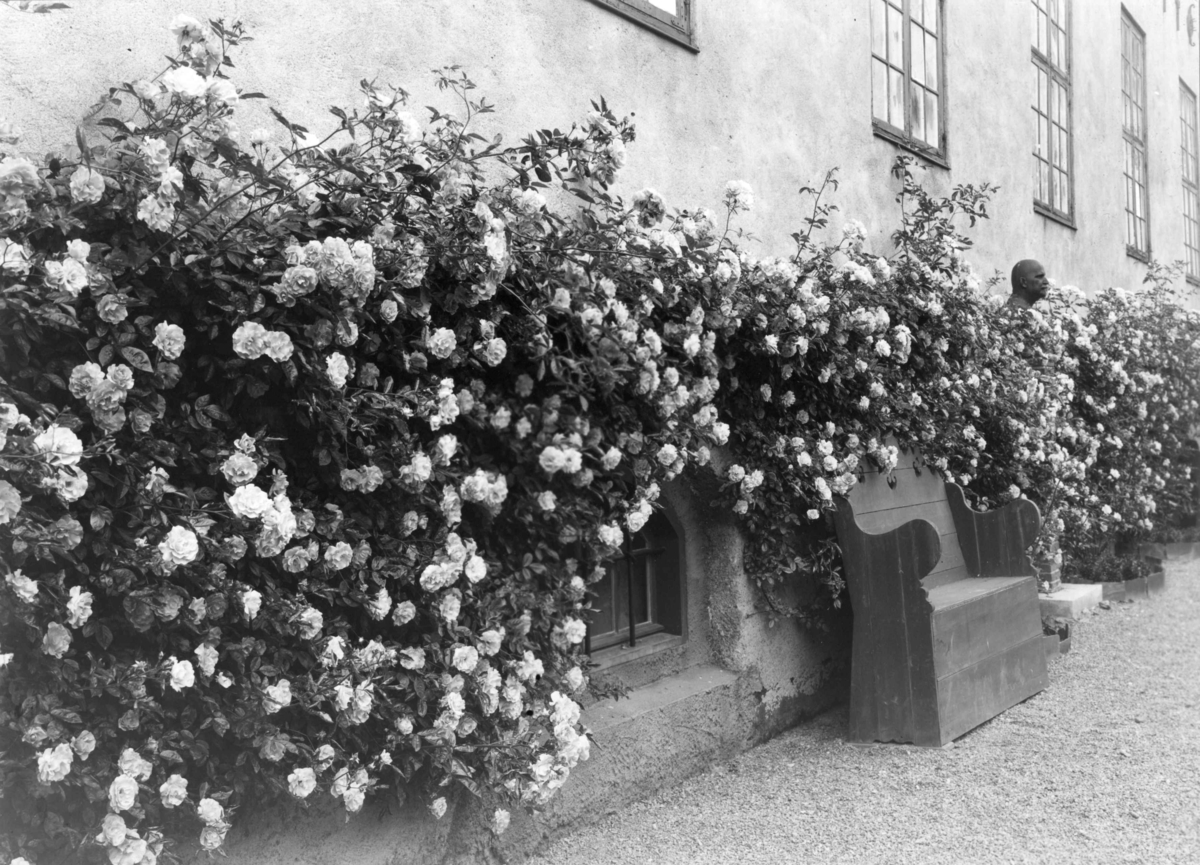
left=585, top=0, right=699, bottom=52
left=1034, top=202, right=1077, bottom=230
left=1126, top=245, right=1151, bottom=263
left=872, top=121, right=949, bottom=170
left=589, top=632, right=685, bottom=672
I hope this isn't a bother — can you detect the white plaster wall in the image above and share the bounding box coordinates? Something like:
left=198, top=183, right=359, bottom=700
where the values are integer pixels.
left=5, top=1, right=1197, bottom=295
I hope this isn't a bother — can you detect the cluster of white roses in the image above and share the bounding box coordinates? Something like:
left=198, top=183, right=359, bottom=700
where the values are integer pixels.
left=68, top=354, right=137, bottom=435
left=515, top=691, right=590, bottom=807
left=42, top=238, right=90, bottom=296
left=222, top=435, right=301, bottom=558
left=232, top=321, right=295, bottom=363
left=284, top=236, right=377, bottom=306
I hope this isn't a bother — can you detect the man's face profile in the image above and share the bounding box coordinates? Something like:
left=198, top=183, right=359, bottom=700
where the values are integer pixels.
left=1023, top=263, right=1050, bottom=301
left=1011, top=259, right=1050, bottom=305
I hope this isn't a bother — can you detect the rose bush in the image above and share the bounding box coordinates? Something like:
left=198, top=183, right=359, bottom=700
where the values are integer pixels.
left=2, top=16, right=1199, bottom=865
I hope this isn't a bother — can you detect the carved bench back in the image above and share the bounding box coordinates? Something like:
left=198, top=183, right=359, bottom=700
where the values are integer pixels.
left=846, top=452, right=968, bottom=590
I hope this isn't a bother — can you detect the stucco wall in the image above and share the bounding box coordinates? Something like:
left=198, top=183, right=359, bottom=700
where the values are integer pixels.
left=4, top=1, right=1199, bottom=294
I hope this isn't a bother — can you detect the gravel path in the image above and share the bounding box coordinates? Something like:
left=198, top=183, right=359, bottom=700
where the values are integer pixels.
left=528, top=559, right=1200, bottom=865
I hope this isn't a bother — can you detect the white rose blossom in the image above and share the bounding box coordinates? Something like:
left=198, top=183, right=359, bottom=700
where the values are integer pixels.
left=159, top=526, right=199, bottom=570
left=159, top=774, right=188, bottom=808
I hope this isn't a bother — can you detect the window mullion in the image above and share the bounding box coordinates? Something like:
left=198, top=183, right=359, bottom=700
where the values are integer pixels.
left=903, top=0, right=913, bottom=139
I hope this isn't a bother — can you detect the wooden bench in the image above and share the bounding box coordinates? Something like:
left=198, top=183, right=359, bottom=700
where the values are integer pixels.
left=832, top=448, right=1049, bottom=746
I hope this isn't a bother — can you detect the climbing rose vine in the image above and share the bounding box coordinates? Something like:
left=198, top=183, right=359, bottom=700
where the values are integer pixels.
left=3, top=16, right=1200, bottom=865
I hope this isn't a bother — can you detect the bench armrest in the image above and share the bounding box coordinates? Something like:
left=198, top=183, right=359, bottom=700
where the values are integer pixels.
left=833, top=496, right=944, bottom=743
left=945, top=483, right=1041, bottom=578
left=833, top=496, right=942, bottom=611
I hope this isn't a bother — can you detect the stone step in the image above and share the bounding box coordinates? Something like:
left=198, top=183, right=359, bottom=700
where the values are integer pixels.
left=1038, top=583, right=1102, bottom=620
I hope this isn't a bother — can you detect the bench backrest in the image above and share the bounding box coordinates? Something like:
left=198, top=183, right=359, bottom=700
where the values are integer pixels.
left=846, top=451, right=967, bottom=591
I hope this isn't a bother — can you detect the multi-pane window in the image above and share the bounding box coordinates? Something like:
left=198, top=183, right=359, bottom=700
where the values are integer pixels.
left=586, top=0, right=696, bottom=51
left=586, top=513, right=682, bottom=653
left=871, top=0, right=945, bottom=161
left=1032, top=0, right=1073, bottom=222
left=1181, top=82, right=1200, bottom=281
left=1122, top=12, right=1150, bottom=259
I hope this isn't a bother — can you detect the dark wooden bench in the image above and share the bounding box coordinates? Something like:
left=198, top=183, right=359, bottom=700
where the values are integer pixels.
left=832, top=448, right=1049, bottom=746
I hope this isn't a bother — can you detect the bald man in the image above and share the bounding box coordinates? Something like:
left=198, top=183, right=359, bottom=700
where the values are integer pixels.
left=1008, top=259, right=1051, bottom=308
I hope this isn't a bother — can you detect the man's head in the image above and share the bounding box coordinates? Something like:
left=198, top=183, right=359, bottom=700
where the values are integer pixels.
left=1010, top=259, right=1050, bottom=306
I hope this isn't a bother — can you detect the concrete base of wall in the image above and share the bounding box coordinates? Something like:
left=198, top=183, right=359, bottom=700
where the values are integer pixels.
left=1039, top=583, right=1103, bottom=620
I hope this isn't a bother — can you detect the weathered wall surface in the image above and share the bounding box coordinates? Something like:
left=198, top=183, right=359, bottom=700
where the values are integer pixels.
left=4, top=1, right=1198, bottom=293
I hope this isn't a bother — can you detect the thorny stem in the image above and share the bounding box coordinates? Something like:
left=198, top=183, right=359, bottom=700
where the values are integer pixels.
left=798, top=168, right=838, bottom=247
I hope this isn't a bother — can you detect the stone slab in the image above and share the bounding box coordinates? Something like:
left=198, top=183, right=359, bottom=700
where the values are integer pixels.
left=1147, top=569, right=1166, bottom=595
left=1100, top=581, right=1126, bottom=602
left=1165, top=542, right=1200, bottom=560
left=1039, top=583, right=1103, bottom=620
left=584, top=664, right=738, bottom=732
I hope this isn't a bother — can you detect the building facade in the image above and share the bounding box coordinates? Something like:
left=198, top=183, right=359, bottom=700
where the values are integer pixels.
left=4, top=2, right=1199, bottom=862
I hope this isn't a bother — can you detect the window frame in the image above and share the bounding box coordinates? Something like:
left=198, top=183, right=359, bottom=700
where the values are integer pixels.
left=870, top=0, right=949, bottom=168
left=586, top=0, right=698, bottom=52
left=1181, top=80, right=1200, bottom=285
left=585, top=511, right=684, bottom=656
left=1121, top=9, right=1151, bottom=262
left=1031, top=0, right=1076, bottom=228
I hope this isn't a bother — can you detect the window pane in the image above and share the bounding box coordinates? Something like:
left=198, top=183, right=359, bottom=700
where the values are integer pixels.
left=911, top=22, right=925, bottom=85
left=912, top=0, right=923, bottom=24
left=1036, top=9, right=1046, bottom=54
left=889, top=67, right=905, bottom=128
left=646, top=0, right=677, bottom=12
left=592, top=570, right=615, bottom=635
left=873, top=58, right=889, bottom=120
left=925, top=31, right=938, bottom=90
left=615, top=560, right=630, bottom=632
left=925, top=90, right=939, bottom=145
left=888, top=2, right=903, bottom=65
left=924, top=0, right=937, bottom=34
left=911, top=83, right=926, bottom=143
left=872, top=0, right=887, bottom=57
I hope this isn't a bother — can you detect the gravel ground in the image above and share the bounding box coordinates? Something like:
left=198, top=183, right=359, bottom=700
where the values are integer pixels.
left=527, top=559, right=1200, bottom=865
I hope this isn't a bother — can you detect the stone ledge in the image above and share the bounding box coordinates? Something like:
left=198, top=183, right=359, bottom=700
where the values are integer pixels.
left=1039, top=583, right=1102, bottom=620
left=584, top=663, right=738, bottom=733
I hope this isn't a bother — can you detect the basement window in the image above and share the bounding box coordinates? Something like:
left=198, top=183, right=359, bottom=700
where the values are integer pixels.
left=586, top=511, right=684, bottom=654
